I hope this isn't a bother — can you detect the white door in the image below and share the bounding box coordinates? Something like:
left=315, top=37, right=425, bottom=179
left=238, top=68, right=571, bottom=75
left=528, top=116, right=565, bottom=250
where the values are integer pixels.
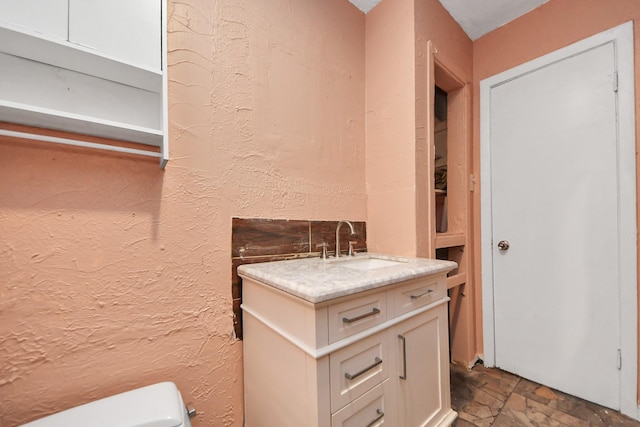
left=481, top=22, right=637, bottom=414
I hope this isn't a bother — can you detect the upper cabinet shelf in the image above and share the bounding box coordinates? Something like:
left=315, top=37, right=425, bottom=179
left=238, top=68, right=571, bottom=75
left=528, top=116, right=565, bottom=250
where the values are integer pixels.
left=0, top=25, right=162, bottom=92
left=0, top=0, right=168, bottom=167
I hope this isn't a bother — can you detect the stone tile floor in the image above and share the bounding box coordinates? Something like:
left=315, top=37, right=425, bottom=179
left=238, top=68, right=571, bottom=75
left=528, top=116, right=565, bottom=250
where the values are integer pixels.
left=450, top=363, right=640, bottom=426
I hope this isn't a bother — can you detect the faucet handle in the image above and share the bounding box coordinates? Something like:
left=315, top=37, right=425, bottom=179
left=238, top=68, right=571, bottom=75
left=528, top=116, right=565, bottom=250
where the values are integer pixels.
left=316, top=242, right=328, bottom=259
left=348, top=241, right=357, bottom=256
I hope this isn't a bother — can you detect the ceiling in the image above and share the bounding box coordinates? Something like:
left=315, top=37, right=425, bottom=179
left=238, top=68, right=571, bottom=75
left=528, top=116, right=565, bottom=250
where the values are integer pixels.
left=348, top=0, right=549, bottom=40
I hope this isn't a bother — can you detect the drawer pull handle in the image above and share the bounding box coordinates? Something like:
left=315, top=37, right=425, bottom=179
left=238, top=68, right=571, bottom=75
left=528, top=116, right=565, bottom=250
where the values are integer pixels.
left=399, top=334, right=407, bottom=379
left=366, top=409, right=385, bottom=427
left=344, top=357, right=383, bottom=380
left=342, top=307, right=380, bottom=324
left=410, top=289, right=435, bottom=300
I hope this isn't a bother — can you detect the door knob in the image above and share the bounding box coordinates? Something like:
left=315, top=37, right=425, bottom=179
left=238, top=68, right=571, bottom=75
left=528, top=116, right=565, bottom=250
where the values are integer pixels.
left=497, top=240, right=510, bottom=251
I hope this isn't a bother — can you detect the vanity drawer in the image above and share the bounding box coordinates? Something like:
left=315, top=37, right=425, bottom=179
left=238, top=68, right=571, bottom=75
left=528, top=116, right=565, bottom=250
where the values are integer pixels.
left=328, top=291, right=387, bottom=343
left=331, top=380, right=389, bottom=427
left=329, top=331, right=389, bottom=413
left=391, top=276, right=445, bottom=317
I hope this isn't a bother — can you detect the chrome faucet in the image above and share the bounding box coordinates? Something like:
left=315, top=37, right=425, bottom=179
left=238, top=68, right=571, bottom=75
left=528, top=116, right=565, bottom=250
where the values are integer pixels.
left=335, top=220, right=356, bottom=258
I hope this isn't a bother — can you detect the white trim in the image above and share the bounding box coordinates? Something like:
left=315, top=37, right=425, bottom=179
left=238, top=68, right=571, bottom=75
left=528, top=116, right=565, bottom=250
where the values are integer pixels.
left=160, top=0, right=168, bottom=168
left=614, top=22, right=639, bottom=421
left=480, top=21, right=637, bottom=419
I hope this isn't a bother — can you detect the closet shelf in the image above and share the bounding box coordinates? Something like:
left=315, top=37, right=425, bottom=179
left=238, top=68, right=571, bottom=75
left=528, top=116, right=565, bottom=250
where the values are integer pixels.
left=447, top=272, right=466, bottom=289
left=435, top=232, right=465, bottom=249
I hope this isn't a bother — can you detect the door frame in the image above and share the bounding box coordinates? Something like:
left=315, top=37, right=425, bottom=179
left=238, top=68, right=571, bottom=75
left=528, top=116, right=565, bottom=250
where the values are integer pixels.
left=480, top=21, right=638, bottom=418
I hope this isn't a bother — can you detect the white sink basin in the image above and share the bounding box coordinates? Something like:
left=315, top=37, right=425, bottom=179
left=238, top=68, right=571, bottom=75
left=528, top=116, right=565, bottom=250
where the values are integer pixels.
left=338, top=257, right=406, bottom=271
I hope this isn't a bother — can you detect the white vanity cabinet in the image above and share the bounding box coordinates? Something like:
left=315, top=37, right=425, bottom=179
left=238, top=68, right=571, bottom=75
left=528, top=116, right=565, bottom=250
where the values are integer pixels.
left=239, top=255, right=457, bottom=427
left=0, top=0, right=168, bottom=165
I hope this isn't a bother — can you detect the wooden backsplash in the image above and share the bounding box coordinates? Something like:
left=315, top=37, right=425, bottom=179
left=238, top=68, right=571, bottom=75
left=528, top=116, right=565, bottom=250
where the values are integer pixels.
left=231, top=218, right=367, bottom=339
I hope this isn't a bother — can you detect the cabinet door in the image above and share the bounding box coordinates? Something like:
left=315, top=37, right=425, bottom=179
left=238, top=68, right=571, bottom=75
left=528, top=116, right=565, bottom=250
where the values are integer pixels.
left=68, top=0, right=161, bottom=70
left=0, top=0, right=68, bottom=39
left=394, top=304, right=450, bottom=427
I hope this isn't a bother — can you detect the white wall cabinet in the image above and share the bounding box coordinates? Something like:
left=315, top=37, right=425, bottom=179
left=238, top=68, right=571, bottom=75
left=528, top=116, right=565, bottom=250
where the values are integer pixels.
left=0, top=0, right=168, bottom=167
left=0, top=0, right=68, bottom=40
left=241, top=273, right=457, bottom=427
left=68, top=0, right=161, bottom=70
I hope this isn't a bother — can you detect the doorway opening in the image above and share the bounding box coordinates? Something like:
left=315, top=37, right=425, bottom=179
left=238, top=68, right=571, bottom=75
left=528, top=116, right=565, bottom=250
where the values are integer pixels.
left=430, top=57, right=475, bottom=366
left=434, top=85, right=448, bottom=233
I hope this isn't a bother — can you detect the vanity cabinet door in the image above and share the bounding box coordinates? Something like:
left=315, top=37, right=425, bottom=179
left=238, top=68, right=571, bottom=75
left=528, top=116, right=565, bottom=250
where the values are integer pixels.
left=393, top=303, right=450, bottom=427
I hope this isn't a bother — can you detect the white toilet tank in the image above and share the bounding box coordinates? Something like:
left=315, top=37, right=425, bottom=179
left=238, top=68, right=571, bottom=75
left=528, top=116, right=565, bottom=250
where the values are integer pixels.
left=20, top=382, right=192, bottom=427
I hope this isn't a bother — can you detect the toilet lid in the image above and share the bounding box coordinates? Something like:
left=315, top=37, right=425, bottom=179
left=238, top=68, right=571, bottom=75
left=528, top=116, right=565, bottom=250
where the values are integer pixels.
left=21, top=382, right=185, bottom=427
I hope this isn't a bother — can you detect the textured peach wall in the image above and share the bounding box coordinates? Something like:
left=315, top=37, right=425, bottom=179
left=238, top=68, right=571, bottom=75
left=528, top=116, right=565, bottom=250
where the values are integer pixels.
left=365, top=0, right=472, bottom=257
left=471, top=0, right=640, bottom=400
left=365, top=0, right=417, bottom=257
left=0, top=0, right=365, bottom=425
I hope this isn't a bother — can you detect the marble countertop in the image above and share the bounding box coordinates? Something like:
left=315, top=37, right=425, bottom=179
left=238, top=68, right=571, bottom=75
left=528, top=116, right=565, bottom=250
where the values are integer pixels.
left=237, top=253, right=457, bottom=303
